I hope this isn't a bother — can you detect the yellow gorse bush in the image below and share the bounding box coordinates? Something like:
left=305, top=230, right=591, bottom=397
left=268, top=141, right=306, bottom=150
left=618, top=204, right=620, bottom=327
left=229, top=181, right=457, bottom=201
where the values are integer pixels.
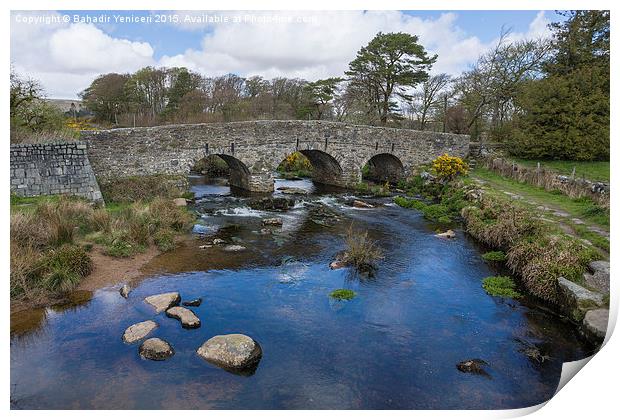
left=431, top=154, right=469, bottom=181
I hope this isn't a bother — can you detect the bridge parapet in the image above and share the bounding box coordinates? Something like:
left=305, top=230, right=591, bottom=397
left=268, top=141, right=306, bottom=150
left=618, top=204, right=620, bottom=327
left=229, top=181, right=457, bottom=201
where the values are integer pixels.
left=81, top=120, right=469, bottom=192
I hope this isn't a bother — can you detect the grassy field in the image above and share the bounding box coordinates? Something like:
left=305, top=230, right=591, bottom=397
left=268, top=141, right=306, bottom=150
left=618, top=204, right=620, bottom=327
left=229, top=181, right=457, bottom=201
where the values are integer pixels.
left=472, top=168, right=609, bottom=228
left=510, top=159, right=610, bottom=182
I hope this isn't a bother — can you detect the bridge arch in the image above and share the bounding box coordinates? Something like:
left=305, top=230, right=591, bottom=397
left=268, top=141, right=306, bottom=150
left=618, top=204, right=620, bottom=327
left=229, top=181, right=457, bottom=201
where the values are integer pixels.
left=196, top=154, right=251, bottom=191
left=297, top=149, right=343, bottom=186
left=363, top=153, right=404, bottom=183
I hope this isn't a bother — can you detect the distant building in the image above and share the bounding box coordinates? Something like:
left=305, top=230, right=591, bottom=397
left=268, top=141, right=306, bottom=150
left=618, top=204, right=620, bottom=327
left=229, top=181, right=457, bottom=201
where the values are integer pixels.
left=45, top=99, right=93, bottom=117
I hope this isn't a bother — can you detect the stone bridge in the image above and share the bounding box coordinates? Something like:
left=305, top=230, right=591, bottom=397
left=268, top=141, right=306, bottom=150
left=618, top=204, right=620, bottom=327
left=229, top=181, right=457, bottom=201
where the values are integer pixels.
left=82, top=120, right=469, bottom=193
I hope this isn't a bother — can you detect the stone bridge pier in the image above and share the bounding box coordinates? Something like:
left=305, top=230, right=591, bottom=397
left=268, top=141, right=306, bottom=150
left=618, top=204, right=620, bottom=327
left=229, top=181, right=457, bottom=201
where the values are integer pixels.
left=82, top=121, right=469, bottom=193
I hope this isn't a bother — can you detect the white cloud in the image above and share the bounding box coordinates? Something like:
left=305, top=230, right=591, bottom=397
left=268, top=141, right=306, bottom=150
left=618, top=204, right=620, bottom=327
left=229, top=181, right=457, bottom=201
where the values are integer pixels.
left=159, top=10, right=490, bottom=80
left=11, top=11, right=155, bottom=98
left=11, top=10, right=552, bottom=99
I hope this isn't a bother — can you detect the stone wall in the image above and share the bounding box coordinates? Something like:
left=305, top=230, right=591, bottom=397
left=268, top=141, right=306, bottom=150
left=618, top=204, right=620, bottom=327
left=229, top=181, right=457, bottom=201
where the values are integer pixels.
left=10, top=142, right=103, bottom=202
left=82, top=120, right=470, bottom=192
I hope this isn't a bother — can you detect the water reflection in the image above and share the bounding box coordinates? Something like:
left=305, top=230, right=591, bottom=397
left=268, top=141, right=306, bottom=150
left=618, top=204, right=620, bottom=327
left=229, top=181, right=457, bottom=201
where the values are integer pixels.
left=10, top=177, right=594, bottom=409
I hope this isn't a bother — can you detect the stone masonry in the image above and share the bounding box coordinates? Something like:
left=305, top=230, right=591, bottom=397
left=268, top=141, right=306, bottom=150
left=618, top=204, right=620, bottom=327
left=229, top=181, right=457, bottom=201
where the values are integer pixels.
left=10, top=142, right=103, bottom=202
left=82, top=120, right=470, bottom=193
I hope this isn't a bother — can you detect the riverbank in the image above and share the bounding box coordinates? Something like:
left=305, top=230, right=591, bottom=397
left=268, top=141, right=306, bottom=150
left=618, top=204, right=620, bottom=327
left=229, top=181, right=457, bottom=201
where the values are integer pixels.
left=9, top=194, right=195, bottom=314
left=393, top=171, right=609, bottom=344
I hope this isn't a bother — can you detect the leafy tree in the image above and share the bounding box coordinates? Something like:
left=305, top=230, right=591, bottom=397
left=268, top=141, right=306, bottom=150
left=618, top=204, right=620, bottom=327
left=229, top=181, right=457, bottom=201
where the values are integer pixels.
left=303, top=77, right=344, bottom=119
left=509, top=61, right=609, bottom=160
left=164, top=67, right=202, bottom=117
left=80, top=73, right=130, bottom=124
left=545, top=10, right=609, bottom=76
left=346, top=32, right=436, bottom=126
left=509, top=11, right=609, bottom=160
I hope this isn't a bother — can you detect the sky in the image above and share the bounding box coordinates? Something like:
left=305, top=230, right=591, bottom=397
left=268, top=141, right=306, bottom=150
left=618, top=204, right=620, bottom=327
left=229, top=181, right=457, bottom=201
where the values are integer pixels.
left=10, top=10, right=563, bottom=99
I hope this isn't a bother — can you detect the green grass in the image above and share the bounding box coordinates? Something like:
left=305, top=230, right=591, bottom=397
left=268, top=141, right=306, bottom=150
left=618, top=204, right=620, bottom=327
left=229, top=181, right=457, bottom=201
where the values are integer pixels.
left=482, top=276, right=523, bottom=299
left=472, top=168, right=609, bottom=228
left=329, top=289, right=357, bottom=300
left=511, top=159, right=609, bottom=182
left=481, top=251, right=507, bottom=262
left=10, top=194, right=61, bottom=211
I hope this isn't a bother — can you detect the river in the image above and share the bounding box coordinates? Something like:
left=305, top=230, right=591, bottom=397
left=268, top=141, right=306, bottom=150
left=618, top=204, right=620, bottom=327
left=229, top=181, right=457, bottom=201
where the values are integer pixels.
left=10, top=175, right=594, bottom=409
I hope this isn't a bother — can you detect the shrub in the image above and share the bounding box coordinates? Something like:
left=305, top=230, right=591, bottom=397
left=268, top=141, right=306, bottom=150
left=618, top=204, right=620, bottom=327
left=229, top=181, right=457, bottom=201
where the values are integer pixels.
left=39, top=244, right=93, bottom=294
left=148, top=197, right=194, bottom=232
left=507, top=235, right=598, bottom=304
left=461, top=196, right=541, bottom=249
left=342, top=226, right=384, bottom=271
left=10, top=245, right=42, bottom=298
left=329, top=289, right=357, bottom=300
left=481, top=251, right=507, bottom=262
left=153, top=228, right=177, bottom=252
left=482, top=276, right=522, bottom=298
left=100, top=175, right=188, bottom=202
left=431, top=154, right=469, bottom=181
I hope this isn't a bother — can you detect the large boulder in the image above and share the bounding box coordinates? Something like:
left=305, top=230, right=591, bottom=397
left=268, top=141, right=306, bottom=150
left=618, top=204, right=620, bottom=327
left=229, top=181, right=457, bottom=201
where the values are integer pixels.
left=583, top=309, right=609, bottom=342
left=139, top=338, right=174, bottom=361
left=166, top=306, right=201, bottom=329
left=558, top=277, right=604, bottom=307
left=144, top=292, right=181, bottom=313
left=197, top=334, right=262, bottom=371
left=122, top=320, right=158, bottom=343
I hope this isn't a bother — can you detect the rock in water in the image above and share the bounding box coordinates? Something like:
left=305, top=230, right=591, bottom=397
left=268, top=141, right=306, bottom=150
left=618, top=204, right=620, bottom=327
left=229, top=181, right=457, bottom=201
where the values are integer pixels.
left=224, top=244, right=246, bottom=252
left=166, top=306, right=201, bottom=329
left=435, top=229, right=456, bottom=239
left=249, top=197, right=295, bottom=211
left=144, top=292, right=181, bottom=313
left=119, top=284, right=131, bottom=298
left=262, top=218, right=283, bottom=226
left=122, top=320, right=158, bottom=343
left=280, top=187, right=308, bottom=195
left=583, top=309, right=609, bottom=342
left=329, top=260, right=347, bottom=270
left=456, top=359, right=489, bottom=375
left=197, top=334, right=262, bottom=371
left=183, top=298, right=202, bottom=307
left=352, top=200, right=374, bottom=208
left=139, top=338, right=174, bottom=361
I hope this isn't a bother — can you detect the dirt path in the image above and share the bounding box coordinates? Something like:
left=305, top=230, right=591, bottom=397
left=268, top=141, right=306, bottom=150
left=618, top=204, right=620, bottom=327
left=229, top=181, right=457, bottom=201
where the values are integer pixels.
left=472, top=176, right=610, bottom=258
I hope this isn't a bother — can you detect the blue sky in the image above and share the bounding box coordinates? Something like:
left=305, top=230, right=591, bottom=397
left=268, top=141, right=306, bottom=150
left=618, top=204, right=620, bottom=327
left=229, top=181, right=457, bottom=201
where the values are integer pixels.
left=11, top=10, right=561, bottom=98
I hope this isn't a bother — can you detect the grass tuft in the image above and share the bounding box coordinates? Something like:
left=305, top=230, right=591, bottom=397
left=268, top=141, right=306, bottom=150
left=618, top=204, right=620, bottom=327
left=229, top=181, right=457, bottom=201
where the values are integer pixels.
left=329, top=289, right=357, bottom=300
left=482, top=276, right=522, bottom=299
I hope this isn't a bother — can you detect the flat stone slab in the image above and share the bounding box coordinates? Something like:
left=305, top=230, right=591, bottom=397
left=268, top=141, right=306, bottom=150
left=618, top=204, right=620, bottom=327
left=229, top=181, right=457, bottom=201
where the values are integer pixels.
left=166, top=306, right=201, bottom=329
left=144, top=292, right=181, bottom=313
left=584, top=261, right=610, bottom=294
left=558, top=277, right=604, bottom=307
left=197, top=334, right=262, bottom=370
left=139, top=337, right=174, bottom=361
left=123, top=320, right=158, bottom=343
left=583, top=309, right=609, bottom=340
